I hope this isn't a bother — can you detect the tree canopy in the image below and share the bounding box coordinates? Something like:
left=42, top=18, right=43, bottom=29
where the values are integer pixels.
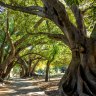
left=0, top=0, right=96, bottom=95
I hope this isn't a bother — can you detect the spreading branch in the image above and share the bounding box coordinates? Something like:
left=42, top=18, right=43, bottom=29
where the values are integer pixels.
left=0, top=0, right=85, bottom=48
left=0, top=1, right=46, bottom=17
left=42, top=0, right=80, bottom=48
left=27, top=32, right=69, bottom=46
left=70, top=5, right=86, bottom=36
left=0, top=0, right=75, bottom=48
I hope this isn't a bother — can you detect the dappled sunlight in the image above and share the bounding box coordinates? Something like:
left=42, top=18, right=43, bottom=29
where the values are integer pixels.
left=0, top=89, right=17, bottom=93
left=0, top=78, right=61, bottom=96
left=19, top=86, right=36, bottom=90
left=26, top=91, right=46, bottom=95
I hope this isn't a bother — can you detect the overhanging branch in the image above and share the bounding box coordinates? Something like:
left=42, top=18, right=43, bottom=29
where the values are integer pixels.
left=71, top=5, right=85, bottom=33
left=42, top=0, right=80, bottom=48
left=0, top=1, right=46, bottom=17
left=64, top=0, right=86, bottom=37
left=27, top=32, right=69, bottom=46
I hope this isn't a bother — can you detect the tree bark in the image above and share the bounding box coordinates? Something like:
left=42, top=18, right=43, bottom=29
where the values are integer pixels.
left=59, top=39, right=96, bottom=96
left=45, top=60, right=50, bottom=82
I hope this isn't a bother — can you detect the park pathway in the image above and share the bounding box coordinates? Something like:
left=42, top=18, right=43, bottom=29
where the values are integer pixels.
left=0, top=78, right=46, bottom=96
left=0, top=78, right=59, bottom=96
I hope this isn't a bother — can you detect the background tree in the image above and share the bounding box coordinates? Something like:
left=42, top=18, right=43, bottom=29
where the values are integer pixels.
left=0, top=5, right=70, bottom=81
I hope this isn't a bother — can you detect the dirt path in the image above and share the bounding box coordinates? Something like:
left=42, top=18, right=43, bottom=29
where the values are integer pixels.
left=0, top=78, right=60, bottom=96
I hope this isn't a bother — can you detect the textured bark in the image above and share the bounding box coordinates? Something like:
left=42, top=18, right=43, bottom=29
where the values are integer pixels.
left=59, top=39, right=96, bottom=96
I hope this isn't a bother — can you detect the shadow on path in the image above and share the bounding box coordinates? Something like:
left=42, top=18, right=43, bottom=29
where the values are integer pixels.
left=0, top=78, right=60, bottom=96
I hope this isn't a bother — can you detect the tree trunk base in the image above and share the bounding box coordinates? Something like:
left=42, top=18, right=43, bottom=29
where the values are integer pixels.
left=59, top=64, right=96, bottom=96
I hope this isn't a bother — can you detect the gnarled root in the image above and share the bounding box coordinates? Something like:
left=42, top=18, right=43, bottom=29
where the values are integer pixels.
left=59, top=64, right=96, bottom=96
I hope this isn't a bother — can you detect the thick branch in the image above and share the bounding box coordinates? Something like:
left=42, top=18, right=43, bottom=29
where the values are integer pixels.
left=0, top=0, right=79, bottom=48
left=0, top=1, right=45, bottom=17
left=28, top=32, right=69, bottom=46
left=70, top=5, right=86, bottom=36
left=42, top=0, right=79, bottom=48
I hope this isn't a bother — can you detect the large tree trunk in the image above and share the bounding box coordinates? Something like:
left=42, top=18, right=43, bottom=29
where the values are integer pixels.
left=59, top=39, right=96, bottom=96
